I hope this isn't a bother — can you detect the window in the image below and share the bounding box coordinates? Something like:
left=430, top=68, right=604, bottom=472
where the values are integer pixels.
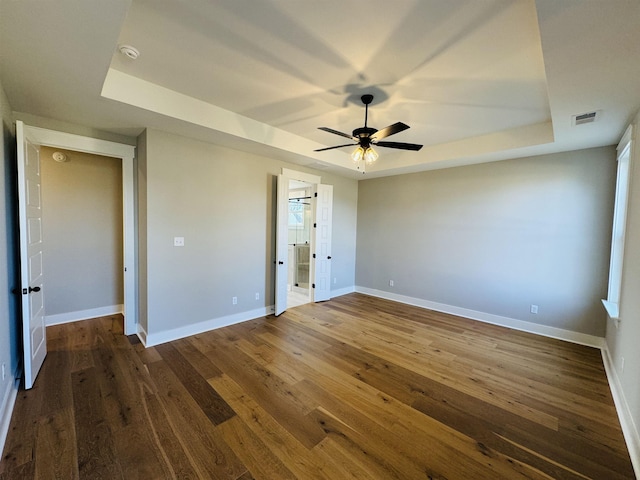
left=602, top=125, right=633, bottom=319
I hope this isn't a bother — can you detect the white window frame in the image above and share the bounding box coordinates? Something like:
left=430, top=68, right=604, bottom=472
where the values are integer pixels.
left=602, top=125, right=633, bottom=319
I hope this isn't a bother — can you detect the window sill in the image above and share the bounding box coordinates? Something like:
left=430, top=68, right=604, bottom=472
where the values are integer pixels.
left=601, top=299, right=620, bottom=320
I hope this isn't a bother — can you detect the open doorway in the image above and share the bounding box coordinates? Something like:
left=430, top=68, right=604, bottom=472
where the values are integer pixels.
left=275, top=168, right=333, bottom=316
left=16, top=123, right=136, bottom=334
left=16, top=122, right=135, bottom=389
left=40, top=147, right=124, bottom=325
left=287, top=180, right=313, bottom=308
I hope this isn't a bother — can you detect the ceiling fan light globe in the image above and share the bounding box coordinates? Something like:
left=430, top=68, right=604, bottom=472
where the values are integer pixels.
left=364, top=147, right=378, bottom=165
left=352, top=146, right=365, bottom=163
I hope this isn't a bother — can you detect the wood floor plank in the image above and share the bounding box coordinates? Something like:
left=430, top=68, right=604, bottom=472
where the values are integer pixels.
left=34, top=408, right=78, bottom=480
left=172, top=337, right=224, bottom=379
left=72, top=367, right=124, bottom=479
left=208, top=373, right=331, bottom=480
left=1, top=294, right=634, bottom=479
left=217, top=415, right=297, bottom=480
left=138, top=382, right=203, bottom=479
left=155, top=342, right=235, bottom=426
left=1, top=380, right=46, bottom=475
left=200, top=335, right=327, bottom=449
left=146, top=359, right=246, bottom=479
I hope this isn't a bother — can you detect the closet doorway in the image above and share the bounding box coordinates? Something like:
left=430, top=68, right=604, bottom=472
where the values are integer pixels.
left=16, top=122, right=135, bottom=388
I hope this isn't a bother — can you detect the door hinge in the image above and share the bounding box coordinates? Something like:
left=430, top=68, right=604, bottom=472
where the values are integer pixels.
left=312, top=253, right=316, bottom=259
left=312, top=283, right=315, bottom=289
left=314, top=192, right=318, bottom=197
left=313, top=223, right=317, bottom=228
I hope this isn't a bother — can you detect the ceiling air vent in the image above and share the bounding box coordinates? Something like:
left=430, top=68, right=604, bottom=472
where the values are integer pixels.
left=572, top=111, right=600, bottom=126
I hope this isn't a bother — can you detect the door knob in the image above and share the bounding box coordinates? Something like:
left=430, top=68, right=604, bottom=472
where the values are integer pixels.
left=29, top=286, right=41, bottom=293
left=278, top=261, right=284, bottom=265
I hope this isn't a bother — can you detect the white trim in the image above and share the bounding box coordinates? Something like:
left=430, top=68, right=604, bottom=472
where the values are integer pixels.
left=281, top=168, right=321, bottom=184
left=23, top=125, right=135, bottom=159
left=144, top=307, right=273, bottom=347
left=0, top=366, right=20, bottom=458
left=19, top=123, right=137, bottom=335
left=601, top=299, right=619, bottom=320
left=137, top=322, right=148, bottom=346
left=602, top=345, right=640, bottom=478
left=142, top=291, right=356, bottom=346
left=618, top=124, right=633, bottom=154
left=330, top=286, right=356, bottom=298
left=355, top=286, right=605, bottom=348
left=45, top=305, right=124, bottom=326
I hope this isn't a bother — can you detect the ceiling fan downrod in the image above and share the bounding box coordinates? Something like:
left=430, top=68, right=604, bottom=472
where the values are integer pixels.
left=361, top=94, right=373, bottom=128
left=353, top=94, right=377, bottom=142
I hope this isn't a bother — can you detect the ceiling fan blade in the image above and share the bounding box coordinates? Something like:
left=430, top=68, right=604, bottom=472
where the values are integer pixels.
left=370, top=122, right=410, bottom=141
left=314, top=143, right=355, bottom=152
left=375, top=141, right=423, bottom=151
left=318, top=127, right=356, bottom=140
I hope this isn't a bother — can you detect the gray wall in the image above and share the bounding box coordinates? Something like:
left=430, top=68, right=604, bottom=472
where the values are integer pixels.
left=139, top=129, right=358, bottom=337
left=0, top=77, right=19, bottom=418
left=137, top=130, right=148, bottom=334
left=356, top=147, right=616, bottom=336
left=40, top=146, right=123, bottom=317
left=606, top=111, right=640, bottom=454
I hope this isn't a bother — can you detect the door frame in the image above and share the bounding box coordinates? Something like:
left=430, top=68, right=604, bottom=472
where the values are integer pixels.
left=19, top=123, right=137, bottom=334
left=276, top=168, right=332, bottom=315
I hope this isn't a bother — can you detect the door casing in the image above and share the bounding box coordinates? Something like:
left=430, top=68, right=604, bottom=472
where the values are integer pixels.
left=17, top=122, right=137, bottom=334
left=275, top=168, right=332, bottom=315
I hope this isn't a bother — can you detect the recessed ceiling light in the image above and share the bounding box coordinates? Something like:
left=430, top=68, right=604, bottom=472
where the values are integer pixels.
left=118, top=44, right=140, bottom=60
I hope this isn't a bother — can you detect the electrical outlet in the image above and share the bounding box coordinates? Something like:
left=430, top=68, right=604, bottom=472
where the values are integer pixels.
left=173, top=236, right=185, bottom=247
left=530, top=304, right=538, bottom=314
left=389, top=280, right=394, bottom=287
left=232, top=296, right=238, bottom=305
left=1, top=363, right=5, bottom=381
left=255, top=292, right=260, bottom=300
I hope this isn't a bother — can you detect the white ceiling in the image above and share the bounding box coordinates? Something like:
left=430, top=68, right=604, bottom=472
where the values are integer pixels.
left=1, top=0, right=639, bottom=179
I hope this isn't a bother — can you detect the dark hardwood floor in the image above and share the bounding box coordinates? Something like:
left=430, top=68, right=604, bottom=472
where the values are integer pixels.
left=0, top=293, right=635, bottom=479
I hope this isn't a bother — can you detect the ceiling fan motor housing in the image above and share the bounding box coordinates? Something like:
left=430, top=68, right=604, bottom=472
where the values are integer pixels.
left=353, top=127, right=377, bottom=147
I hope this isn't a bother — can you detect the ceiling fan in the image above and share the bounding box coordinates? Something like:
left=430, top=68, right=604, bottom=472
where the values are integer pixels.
left=314, top=94, right=423, bottom=168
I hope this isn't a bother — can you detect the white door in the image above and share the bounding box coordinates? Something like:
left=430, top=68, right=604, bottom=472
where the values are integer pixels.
left=275, top=174, right=290, bottom=315
left=312, top=184, right=333, bottom=302
left=16, top=121, right=47, bottom=389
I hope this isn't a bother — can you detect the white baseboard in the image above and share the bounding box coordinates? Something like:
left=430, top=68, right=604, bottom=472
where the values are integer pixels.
left=45, top=304, right=124, bottom=326
left=0, top=366, right=20, bottom=459
left=141, top=288, right=355, bottom=347
left=602, top=346, right=640, bottom=478
left=355, top=287, right=605, bottom=349
left=137, top=322, right=148, bottom=346
left=330, top=286, right=356, bottom=298
left=144, top=306, right=274, bottom=347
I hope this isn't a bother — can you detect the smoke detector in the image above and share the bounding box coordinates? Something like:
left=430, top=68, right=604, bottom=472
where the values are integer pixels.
left=52, top=151, right=68, bottom=163
left=572, top=110, right=600, bottom=126
left=118, top=44, right=140, bottom=60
